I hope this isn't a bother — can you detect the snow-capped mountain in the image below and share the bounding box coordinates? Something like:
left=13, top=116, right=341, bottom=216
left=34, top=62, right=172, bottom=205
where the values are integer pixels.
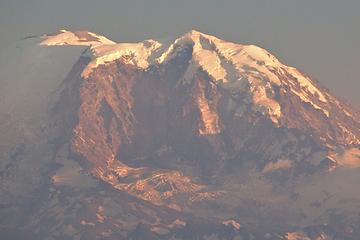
left=0, top=29, right=359, bottom=240
left=43, top=29, right=360, bottom=145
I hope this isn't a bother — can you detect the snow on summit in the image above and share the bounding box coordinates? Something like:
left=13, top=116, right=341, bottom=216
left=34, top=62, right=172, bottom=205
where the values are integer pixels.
left=40, top=29, right=333, bottom=122
left=40, top=29, right=115, bottom=46
left=82, top=39, right=163, bottom=78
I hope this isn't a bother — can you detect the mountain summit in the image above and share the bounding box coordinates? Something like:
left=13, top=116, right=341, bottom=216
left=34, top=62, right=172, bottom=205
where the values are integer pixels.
left=42, top=29, right=360, bottom=144
left=0, top=29, right=359, bottom=239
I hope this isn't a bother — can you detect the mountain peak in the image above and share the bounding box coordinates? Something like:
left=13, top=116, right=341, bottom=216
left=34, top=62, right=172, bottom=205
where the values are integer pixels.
left=38, top=30, right=360, bottom=135
left=186, top=29, right=203, bottom=35
left=184, top=29, right=214, bottom=39
left=40, top=29, right=115, bottom=46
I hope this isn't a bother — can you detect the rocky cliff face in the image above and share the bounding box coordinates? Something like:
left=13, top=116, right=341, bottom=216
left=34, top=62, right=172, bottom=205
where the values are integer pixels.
left=1, top=30, right=360, bottom=239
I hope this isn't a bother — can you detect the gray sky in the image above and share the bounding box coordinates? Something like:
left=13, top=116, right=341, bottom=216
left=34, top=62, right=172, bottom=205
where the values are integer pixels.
left=0, top=0, right=359, bottom=108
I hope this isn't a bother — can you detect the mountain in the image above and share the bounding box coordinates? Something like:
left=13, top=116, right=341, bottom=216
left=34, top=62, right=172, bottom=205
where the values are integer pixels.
left=0, top=29, right=359, bottom=240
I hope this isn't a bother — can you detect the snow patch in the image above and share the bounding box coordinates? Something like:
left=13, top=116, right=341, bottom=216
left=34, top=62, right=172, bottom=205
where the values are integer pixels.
left=251, top=82, right=282, bottom=123
left=286, top=67, right=327, bottom=102
left=81, top=40, right=162, bottom=78
left=158, top=30, right=227, bottom=82
left=291, top=89, right=330, bottom=117
left=40, top=29, right=115, bottom=46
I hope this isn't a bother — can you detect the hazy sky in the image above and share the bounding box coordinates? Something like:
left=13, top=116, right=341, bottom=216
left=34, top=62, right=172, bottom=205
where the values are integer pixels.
left=0, top=0, right=359, bottom=108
